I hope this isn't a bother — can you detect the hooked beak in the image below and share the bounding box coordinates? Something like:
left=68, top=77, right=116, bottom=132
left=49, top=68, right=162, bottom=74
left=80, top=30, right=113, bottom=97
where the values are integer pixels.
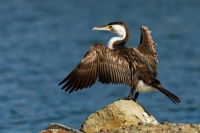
left=92, top=26, right=110, bottom=31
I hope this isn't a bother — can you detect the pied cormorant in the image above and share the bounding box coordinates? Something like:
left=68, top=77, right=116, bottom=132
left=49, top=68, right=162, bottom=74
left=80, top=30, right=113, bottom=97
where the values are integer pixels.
left=58, top=22, right=181, bottom=104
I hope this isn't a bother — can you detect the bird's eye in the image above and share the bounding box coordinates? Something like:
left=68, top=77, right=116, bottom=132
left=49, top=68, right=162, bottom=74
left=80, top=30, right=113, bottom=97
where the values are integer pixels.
left=106, top=25, right=114, bottom=31
left=108, top=25, right=113, bottom=30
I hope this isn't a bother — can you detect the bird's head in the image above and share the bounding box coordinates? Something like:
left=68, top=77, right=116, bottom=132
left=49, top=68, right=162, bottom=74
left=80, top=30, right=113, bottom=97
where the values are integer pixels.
left=92, top=22, right=130, bottom=48
left=92, top=22, right=128, bottom=37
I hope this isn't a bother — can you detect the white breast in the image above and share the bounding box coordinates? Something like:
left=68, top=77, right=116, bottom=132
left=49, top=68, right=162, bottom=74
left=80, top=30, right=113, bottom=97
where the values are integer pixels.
left=136, top=80, right=157, bottom=92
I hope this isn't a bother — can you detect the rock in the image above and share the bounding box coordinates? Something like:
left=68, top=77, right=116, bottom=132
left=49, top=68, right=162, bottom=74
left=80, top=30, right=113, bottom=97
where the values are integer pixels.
left=39, top=100, right=200, bottom=133
left=80, top=99, right=158, bottom=133
left=40, top=122, right=200, bottom=133
left=39, top=123, right=83, bottom=133
left=100, top=122, right=200, bottom=133
left=40, top=129, right=71, bottom=133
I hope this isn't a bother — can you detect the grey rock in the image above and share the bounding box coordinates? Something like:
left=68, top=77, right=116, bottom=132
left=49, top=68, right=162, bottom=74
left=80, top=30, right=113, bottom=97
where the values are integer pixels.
left=40, top=123, right=83, bottom=133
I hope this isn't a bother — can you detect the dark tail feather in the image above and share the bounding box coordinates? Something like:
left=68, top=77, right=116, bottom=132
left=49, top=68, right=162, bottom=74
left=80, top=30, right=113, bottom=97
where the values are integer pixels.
left=154, top=84, right=181, bottom=104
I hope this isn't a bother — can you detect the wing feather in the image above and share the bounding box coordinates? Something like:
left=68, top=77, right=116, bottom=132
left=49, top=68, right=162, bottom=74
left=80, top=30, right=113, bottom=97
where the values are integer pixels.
left=59, top=43, right=132, bottom=93
left=136, top=26, right=158, bottom=76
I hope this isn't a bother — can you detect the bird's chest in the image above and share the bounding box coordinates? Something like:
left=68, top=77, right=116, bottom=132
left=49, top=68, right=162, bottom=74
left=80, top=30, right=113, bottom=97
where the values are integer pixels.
left=136, top=80, right=156, bottom=92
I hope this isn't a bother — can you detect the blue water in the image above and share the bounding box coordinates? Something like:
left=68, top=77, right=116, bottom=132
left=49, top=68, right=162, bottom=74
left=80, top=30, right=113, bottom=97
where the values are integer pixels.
left=0, top=0, right=199, bottom=132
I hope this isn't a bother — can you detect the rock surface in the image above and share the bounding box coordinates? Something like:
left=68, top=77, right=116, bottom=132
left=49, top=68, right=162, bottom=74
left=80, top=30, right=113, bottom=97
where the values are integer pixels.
left=100, top=122, right=200, bottom=133
left=39, top=123, right=83, bottom=133
left=80, top=100, right=158, bottom=132
left=39, top=100, right=200, bottom=133
left=40, top=122, right=200, bottom=133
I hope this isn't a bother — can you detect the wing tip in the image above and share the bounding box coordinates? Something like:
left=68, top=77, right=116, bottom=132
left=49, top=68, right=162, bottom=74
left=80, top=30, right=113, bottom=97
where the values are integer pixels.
left=58, top=82, right=63, bottom=86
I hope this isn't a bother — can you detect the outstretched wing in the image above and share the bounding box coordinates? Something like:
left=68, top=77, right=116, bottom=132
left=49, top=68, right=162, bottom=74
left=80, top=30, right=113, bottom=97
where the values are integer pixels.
left=136, top=26, right=158, bottom=71
left=59, top=43, right=132, bottom=93
left=136, top=26, right=158, bottom=76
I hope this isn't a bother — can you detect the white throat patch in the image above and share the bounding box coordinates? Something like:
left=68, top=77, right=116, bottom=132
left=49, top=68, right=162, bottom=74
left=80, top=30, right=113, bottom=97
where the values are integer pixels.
left=107, top=25, right=126, bottom=49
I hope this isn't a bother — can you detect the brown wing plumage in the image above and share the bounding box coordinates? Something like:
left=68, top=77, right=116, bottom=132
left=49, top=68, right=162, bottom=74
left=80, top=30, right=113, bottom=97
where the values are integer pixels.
left=58, top=43, right=132, bottom=93
left=136, top=26, right=158, bottom=73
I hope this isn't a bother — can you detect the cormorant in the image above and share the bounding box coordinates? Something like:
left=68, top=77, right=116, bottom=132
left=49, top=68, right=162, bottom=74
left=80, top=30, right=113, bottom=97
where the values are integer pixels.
left=58, top=22, right=181, bottom=104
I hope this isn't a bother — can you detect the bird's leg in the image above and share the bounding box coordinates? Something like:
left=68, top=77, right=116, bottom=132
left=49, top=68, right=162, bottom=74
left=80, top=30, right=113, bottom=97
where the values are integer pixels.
left=123, top=87, right=136, bottom=101
left=134, top=92, right=139, bottom=101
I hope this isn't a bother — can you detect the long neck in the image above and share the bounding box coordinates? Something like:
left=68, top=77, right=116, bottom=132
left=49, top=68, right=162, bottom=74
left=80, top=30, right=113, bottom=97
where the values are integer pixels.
left=107, top=27, right=130, bottom=49
left=108, top=36, right=125, bottom=49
